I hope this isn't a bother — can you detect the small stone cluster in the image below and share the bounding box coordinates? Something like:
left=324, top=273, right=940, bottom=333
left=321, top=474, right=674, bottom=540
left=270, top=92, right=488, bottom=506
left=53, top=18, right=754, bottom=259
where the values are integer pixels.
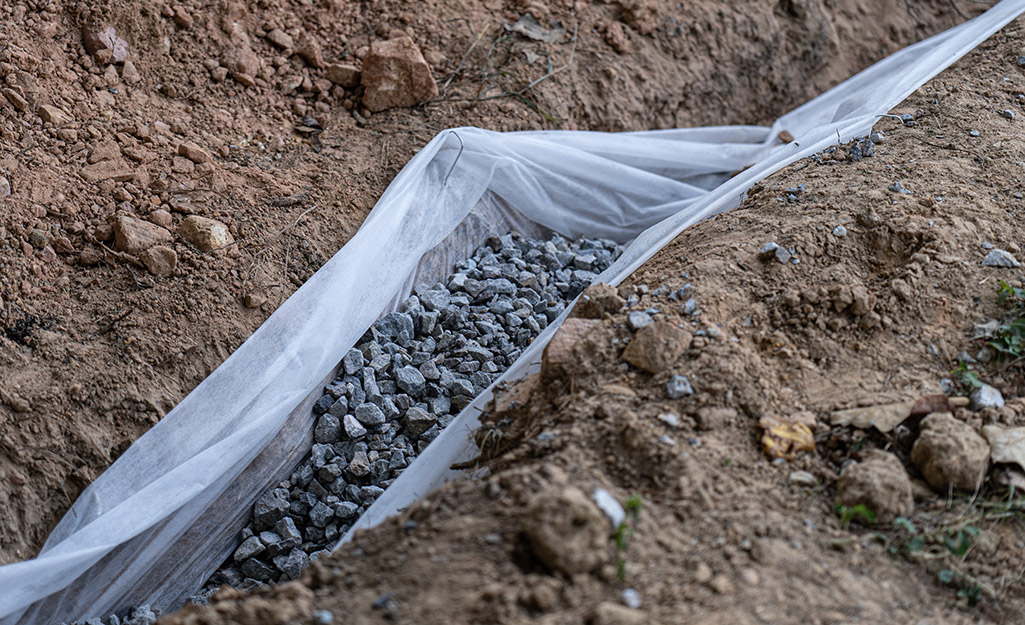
left=198, top=232, right=621, bottom=595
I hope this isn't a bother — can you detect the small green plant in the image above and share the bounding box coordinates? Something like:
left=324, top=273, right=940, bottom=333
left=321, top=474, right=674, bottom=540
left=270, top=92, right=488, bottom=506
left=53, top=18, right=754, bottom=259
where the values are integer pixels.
left=996, top=279, right=1025, bottom=307
left=943, top=525, right=980, bottom=557
left=989, top=280, right=1025, bottom=359
left=938, top=569, right=983, bottom=608
left=952, top=362, right=984, bottom=389
left=833, top=503, right=877, bottom=528
left=614, top=495, right=643, bottom=580
left=888, top=517, right=926, bottom=555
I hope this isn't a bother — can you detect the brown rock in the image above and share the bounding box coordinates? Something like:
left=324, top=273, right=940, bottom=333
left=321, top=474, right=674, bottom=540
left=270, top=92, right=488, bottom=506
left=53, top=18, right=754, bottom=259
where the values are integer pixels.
left=139, top=245, right=177, bottom=277
left=836, top=450, right=913, bottom=522
left=621, top=320, right=691, bottom=374
left=81, top=159, right=135, bottom=183
left=244, top=293, right=267, bottom=309
left=113, top=215, right=173, bottom=254
left=2, top=88, right=29, bottom=112
left=592, top=603, right=645, bottom=625
left=170, top=156, right=195, bottom=174
left=82, top=24, right=129, bottom=62
left=360, top=36, right=439, bottom=112
left=911, top=412, right=990, bottom=492
left=94, top=48, right=113, bottom=65
left=525, top=486, right=609, bottom=575
left=572, top=282, right=625, bottom=319
left=223, top=43, right=261, bottom=77
left=37, top=243, right=55, bottom=262
left=179, top=215, right=234, bottom=252
left=541, top=318, right=601, bottom=383
left=172, top=5, right=194, bottom=30
left=296, top=32, right=325, bottom=68
left=325, top=63, right=361, bottom=88
left=696, top=407, right=737, bottom=431
left=232, top=72, right=257, bottom=88
left=88, top=141, right=121, bottom=164
left=830, top=401, right=912, bottom=434
left=38, top=105, right=72, bottom=124
left=266, top=28, right=294, bottom=50
left=122, top=60, right=141, bottom=85
left=178, top=141, right=213, bottom=164
left=78, top=249, right=102, bottom=265
left=148, top=209, right=173, bottom=228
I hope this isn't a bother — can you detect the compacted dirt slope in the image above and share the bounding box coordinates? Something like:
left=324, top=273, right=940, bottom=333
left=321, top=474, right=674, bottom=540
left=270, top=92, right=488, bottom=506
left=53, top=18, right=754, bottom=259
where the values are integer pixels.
left=165, top=16, right=1025, bottom=625
left=0, top=0, right=973, bottom=565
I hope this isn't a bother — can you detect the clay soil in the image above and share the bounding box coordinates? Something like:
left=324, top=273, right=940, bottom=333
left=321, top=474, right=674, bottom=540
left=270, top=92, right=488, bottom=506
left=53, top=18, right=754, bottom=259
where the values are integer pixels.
left=165, top=14, right=1025, bottom=625
left=0, top=0, right=977, bottom=566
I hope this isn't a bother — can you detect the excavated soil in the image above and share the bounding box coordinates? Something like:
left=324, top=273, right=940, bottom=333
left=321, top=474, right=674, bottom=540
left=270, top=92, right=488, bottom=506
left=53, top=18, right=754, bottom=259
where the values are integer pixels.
left=163, top=17, right=1025, bottom=625
left=0, top=0, right=975, bottom=565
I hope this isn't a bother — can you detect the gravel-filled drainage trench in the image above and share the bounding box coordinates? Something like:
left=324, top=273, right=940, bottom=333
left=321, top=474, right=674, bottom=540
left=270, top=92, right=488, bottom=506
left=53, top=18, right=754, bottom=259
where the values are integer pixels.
left=182, top=232, right=623, bottom=600
left=63, top=231, right=621, bottom=625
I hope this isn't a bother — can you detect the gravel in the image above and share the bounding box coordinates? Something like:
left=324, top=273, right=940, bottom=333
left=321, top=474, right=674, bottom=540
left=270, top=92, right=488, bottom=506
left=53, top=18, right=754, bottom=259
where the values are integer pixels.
left=195, top=232, right=621, bottom=598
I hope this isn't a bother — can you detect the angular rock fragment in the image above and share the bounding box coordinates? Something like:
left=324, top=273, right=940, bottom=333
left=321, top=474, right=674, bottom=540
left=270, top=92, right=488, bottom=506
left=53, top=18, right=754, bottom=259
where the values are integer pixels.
left=361, top=36, right=439, bottom=112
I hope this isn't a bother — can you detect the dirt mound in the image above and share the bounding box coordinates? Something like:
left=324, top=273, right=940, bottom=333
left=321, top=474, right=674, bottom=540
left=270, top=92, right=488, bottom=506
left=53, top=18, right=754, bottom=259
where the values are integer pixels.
left=163, top=17, right=1025, bottom=625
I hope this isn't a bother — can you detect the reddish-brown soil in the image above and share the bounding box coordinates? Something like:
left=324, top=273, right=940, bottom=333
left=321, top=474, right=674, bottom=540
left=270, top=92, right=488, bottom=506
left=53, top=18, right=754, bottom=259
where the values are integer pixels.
left=163, top=16, right=1025, bottom=625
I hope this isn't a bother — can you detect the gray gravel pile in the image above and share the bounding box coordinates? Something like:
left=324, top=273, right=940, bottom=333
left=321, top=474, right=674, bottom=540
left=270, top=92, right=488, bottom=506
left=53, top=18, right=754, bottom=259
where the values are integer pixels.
left=195, top=232, right=622, bottom=596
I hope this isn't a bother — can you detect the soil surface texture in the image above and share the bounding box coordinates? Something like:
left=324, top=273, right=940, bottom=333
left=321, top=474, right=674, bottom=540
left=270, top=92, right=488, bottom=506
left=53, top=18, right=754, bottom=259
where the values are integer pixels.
left=0, top=0, right=973, bottom=566
left=160, top=13, right=1025, bottom=625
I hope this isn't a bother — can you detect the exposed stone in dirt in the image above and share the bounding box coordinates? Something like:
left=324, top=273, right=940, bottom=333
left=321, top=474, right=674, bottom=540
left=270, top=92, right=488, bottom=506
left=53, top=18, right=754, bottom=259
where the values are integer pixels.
left=139, top=245, right=178, bottom=277
left=178, top=216, right=234, bottom=252
left=361, top=37, right=439, bottom=112
left=621, top=320, right=691, bottom=374
left=324, top=63, right=360, bottom=88
left=572, top=283, right=626, bottom=319
left=268, top=28, right=295, bottom=50
left=592, top=602, right=646, bottom=625
left=113, top=216, right=173, bottom=254
left=37, top=104, right=71, bottom=125
left=525, top=485, right=609, bottom=575
left=911, top=412, right=991, bottom=492
left=177, top=142, right=213, bottom=165
left=541, top=318, right=602, bottom=383
left=836, top=450, right=914, bottom=522
left=81, top=23, right=129, bottom=62
left=296, top=33, right=325, bottom=69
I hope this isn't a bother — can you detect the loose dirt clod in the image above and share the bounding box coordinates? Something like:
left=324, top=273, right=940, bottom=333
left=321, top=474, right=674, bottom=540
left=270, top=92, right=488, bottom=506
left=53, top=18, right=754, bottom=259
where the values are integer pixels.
left=911, top=412, right=991, bottom=492
left=836, top=450, right=914, bottom=522
left=525, top=485, right=609, bottom=575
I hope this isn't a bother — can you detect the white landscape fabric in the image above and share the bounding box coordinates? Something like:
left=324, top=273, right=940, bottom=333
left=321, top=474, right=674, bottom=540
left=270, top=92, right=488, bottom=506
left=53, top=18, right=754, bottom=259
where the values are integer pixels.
left=2, top=2, right=1023, bottom=623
